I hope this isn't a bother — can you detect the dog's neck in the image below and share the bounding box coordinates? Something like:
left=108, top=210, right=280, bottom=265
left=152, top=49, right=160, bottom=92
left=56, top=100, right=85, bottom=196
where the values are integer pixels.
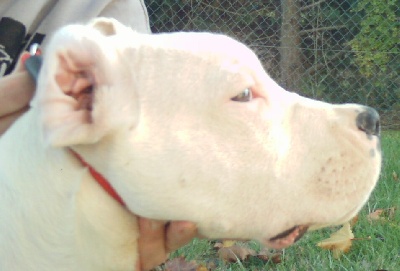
left=25, top=52, right=126, bottom=207
left=70, top=149, right=126, bottom=207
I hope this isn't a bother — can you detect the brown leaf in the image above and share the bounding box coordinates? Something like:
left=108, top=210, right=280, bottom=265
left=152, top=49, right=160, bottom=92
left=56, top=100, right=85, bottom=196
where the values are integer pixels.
left=367, top=207, right=396, bottom=222
left=256, top=248, right=282, bottom=264
left=196, top=265, right=208, bottom=271
left=205, top=259, right=219, bottom=271
left=256, top=250, right=270, bottom=261
left=317, top=222, right=354, bottom=258
left=213, top=240, right=236, bottom=250
left=393, top=171, right=398, bottom=181
left=221, top=240, right=236, bottom=247
left=350, top=215, right=359, bottom=227
left=218, top=245, right=256, bottom=262
left=270, top=253, right=282, bottom=264
left=387, top=207, right=396, bottom=220
left=367, top=209, right=385, bottom=221
left=164, top=257, right=199, bottom=271
left=213, top=241, right=223, bottom=250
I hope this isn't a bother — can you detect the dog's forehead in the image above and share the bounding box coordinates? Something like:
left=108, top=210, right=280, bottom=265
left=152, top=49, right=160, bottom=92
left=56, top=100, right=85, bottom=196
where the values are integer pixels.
left=133, top=31, right=258, bottom=64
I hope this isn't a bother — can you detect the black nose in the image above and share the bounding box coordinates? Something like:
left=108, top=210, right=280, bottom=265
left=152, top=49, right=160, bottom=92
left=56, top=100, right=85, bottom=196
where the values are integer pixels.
left=356, top=107, right=380, bottom=136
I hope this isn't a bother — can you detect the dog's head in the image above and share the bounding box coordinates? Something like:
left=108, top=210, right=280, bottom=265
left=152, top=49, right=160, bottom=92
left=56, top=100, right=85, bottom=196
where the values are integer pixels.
left=33, top=18, right=381, bottom=248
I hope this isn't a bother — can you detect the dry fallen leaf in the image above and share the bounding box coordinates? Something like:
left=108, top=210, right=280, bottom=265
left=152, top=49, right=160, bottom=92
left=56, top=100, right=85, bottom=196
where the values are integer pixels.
left=349, top=215, right=359, bottom=227
left=393, top=171, right=398, bottom=181
left=387, top=207, right=396, bottom=219
left=317, top=222, right=354, bottom=258
left=218, top=245, right=256, bottom=262
left=204, top=259, right=219, bottom=271
left=215, top=241, right=283, bottom=264
left=221, top=240, right=236, bottom=247
left=256, top=248, right=282, bottom=263
left=255, top=249, right=270, bottom=261
left=196, top=265, right=208, bottom=271
left=367, top=209, right=385, bottom=222
left=271, top=253, right=282, bottom=264
left=367, top=207, right=396, bottom=222
left=164, top=256, right=198, bottom=271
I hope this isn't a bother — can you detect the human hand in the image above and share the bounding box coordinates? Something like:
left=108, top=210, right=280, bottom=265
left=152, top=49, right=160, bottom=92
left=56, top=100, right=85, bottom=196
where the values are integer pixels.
left=0, top=52, right=35, bottom=136
left=137, top=218, right=198, bottom=271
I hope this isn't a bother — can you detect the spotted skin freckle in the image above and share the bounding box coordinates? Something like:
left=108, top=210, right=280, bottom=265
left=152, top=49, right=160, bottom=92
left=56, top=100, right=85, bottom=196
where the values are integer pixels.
left=370, top=149, right=375, bottom=158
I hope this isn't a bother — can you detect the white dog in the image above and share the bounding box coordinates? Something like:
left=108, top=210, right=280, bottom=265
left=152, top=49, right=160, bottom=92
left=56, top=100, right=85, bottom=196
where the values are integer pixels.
left=0, top=18, right=381, bottom=270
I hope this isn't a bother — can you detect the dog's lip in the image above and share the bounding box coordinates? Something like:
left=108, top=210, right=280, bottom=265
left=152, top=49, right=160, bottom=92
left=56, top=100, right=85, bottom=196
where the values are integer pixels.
left=264, top=225, right=309, bottom=249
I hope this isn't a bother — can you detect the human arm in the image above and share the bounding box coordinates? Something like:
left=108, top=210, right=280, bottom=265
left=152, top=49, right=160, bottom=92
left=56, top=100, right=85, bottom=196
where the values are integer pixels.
left=138, top=219, right=198, bottom=271
left=0, top=53, right=35, bottom=136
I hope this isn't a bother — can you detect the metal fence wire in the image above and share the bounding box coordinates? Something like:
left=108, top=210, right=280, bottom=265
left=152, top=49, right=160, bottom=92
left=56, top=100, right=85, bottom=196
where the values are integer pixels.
left=145, top=0, right=400, bottom=129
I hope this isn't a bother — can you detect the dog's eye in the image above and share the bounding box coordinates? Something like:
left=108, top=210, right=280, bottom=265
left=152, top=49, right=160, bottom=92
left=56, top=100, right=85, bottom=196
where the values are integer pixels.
left=231, top=88, right=252, bottom=102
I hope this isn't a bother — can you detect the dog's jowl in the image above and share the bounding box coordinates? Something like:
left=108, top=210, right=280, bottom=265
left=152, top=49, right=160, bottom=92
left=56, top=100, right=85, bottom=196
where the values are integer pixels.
left=0, top=18, right=381, bottom=270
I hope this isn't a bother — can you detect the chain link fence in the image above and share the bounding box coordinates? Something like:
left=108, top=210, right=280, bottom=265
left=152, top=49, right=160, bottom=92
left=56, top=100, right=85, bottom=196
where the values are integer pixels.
left=145, top=0, right=399, bottom=130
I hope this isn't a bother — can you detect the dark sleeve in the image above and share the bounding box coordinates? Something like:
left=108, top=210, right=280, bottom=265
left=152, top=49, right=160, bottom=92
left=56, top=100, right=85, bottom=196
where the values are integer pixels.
left=0, top=17, right=26, bottom=76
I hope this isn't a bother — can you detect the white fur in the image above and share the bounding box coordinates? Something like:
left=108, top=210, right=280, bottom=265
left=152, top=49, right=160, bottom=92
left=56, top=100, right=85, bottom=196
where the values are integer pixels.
left=0, top=18, right=381, bottom=270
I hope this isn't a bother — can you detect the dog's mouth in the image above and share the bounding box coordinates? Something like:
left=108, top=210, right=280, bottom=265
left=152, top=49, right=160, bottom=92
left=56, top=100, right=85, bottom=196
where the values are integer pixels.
left=264, top=225, right=309, bottom=249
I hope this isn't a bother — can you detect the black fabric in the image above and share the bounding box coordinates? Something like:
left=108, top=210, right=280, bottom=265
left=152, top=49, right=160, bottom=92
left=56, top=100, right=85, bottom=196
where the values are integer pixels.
left=26, top=32, right=45, bottom=50
left=0, top=17, right=46, bottom=76
left=0, top=17, right=26, bottom=76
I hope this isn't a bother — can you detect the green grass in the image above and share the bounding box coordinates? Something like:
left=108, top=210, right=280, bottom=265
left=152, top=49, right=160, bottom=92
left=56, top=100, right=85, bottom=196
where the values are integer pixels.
left=169, top=131, right=400, bottom=270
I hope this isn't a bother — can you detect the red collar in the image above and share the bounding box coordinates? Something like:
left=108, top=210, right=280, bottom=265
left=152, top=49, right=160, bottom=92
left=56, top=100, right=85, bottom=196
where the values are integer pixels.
left=70, top=150, right=126, bottom=207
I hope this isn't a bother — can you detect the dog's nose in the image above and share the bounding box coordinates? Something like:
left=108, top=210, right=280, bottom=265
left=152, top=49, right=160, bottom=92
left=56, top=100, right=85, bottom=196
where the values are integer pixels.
left=356, top=106, right=380, bottom=136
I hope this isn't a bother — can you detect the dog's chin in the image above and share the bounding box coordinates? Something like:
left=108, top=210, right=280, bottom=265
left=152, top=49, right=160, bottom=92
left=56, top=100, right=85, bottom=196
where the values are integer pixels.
left=263, top=225, right=309, bottom=250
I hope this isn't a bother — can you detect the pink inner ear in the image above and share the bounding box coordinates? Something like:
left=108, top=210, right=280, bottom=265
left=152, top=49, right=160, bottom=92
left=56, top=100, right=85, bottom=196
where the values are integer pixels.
left=55, top=53, right=95, bottom=112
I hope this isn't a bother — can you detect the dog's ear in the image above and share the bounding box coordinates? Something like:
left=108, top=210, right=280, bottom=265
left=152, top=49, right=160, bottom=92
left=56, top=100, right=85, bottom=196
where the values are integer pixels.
left=34, top=18, right=138, bottom=147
